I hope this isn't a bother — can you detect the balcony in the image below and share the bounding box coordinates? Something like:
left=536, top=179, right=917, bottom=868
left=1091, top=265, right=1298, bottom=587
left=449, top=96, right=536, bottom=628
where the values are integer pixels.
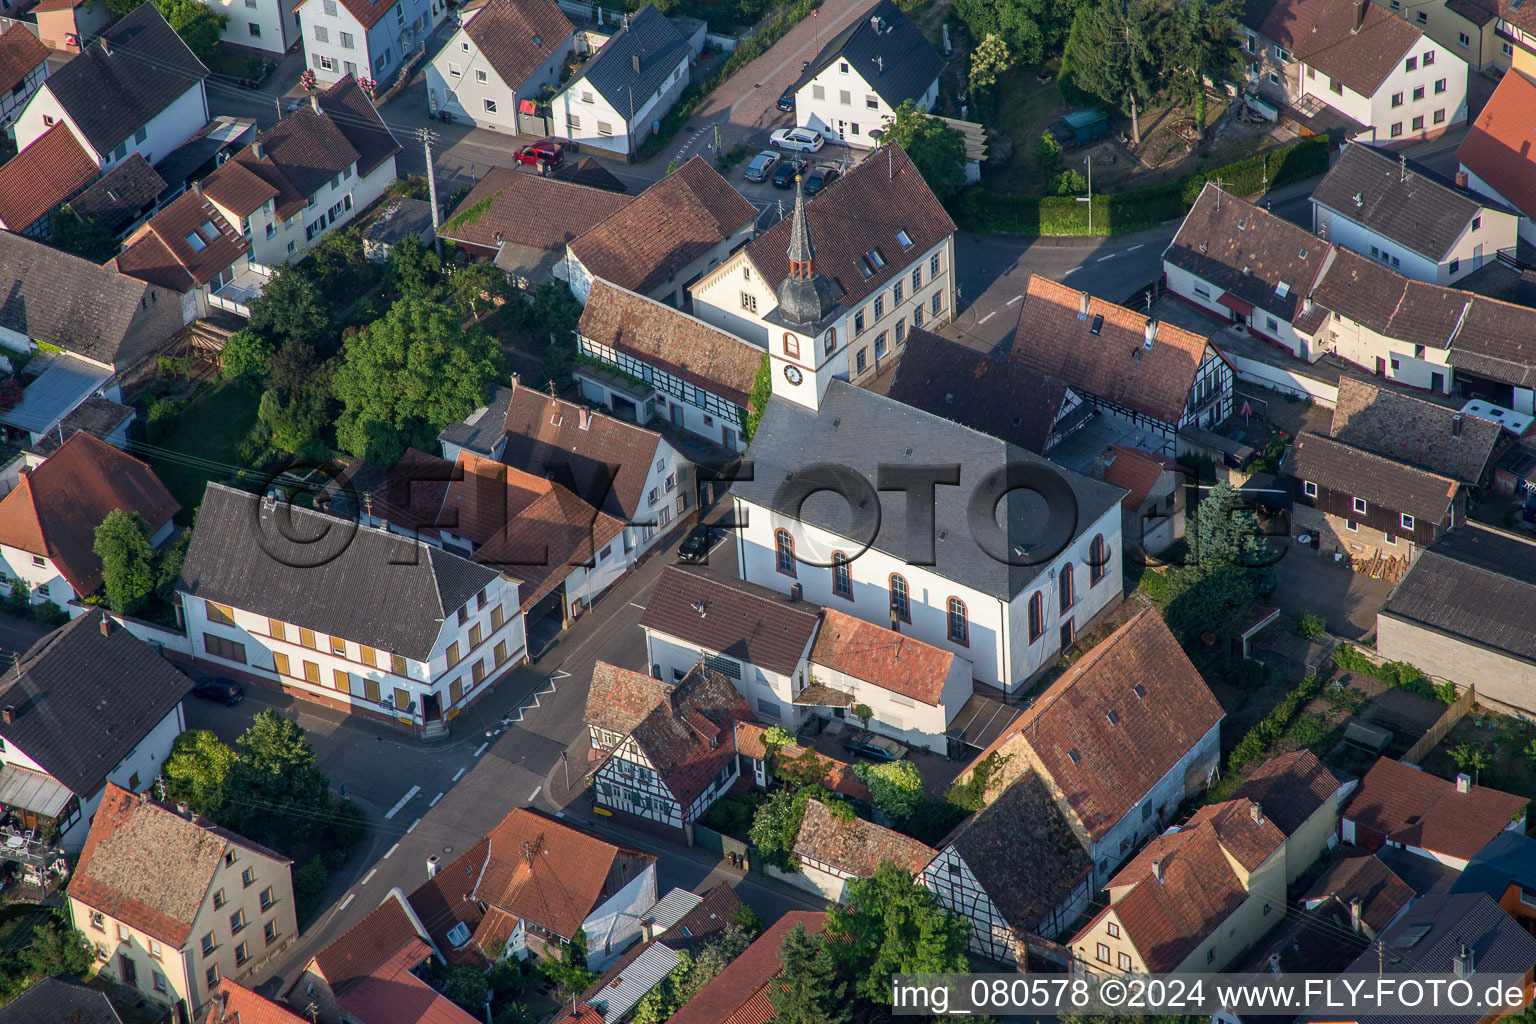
left=209, top=262, right=274, bottom=317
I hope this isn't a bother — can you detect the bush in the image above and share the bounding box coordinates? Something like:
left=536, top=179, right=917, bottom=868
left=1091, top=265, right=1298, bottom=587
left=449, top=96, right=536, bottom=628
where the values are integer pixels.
left=1292, top=611, right=1327, bottom=639
left=1332, top=645, right=1450, bottom=699
left=294, top=856, right=328, bottom=923
left=1229, top=675, right=1323, bottom=771
left=145, top=397, right=185, bottom=444
left=327, top=798, right=367, bottom=849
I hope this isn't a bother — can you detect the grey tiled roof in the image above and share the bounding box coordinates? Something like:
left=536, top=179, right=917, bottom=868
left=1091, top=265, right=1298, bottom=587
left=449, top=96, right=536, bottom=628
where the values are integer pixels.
left=641, top=565, right=822, bottom=676
left=177, top=483, right=501, bottom=660
left=1329, top=379, right=1500, bottom=484
left=67, top=155, right=167, bottom=236
left=566, top=5, right=688, bottom=111
left=0, top=230, right=152, bottom=367
left=790, top=0, right=944, bottom=110
left=439, top=384, right=516, bottom=457
left=735, top=380, right=1124, bottom=600
left=0, top=975, right=122, bottom=1024
left=1284, top=431, right=1459, bottom=525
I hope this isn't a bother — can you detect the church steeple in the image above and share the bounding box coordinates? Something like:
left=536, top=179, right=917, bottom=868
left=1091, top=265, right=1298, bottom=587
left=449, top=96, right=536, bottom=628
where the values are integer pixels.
left=776, top=176, right=836, bottom=326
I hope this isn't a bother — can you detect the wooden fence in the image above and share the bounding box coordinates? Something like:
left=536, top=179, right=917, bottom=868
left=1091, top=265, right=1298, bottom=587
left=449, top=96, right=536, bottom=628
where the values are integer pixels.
left=1402, top=683, right=1476, bottom=766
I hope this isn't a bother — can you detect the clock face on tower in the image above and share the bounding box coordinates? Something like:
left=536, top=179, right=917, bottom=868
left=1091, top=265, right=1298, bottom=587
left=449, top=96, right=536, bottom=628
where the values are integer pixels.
left=783, top=365, right=804, bottom=386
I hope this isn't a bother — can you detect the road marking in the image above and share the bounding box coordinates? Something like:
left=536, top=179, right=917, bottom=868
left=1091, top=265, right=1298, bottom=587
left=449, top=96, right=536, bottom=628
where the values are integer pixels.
left=383, top=785, right=420, bottom=820
left=1062, top=266, right=1079, bottom=276
left=338, top=893, right=355, bottom=911
left=384, top=843, right=399, bottom=859
left=407, top=817, right=421, bottom=833
left=529, top=786, right=542, bottom=802
left=361, top=868, right=377, bottom=885
left=1126, top=244, right=1144, bottom=252
left=429, top=792, right=444, bottom=807
left=1097, top=254, right=1117, bottom=262
left=550, top=670, right=571, bottom=681
left=474, top=742, right=489, bottom=757
left=976, top=310, right=997, bottom=325
left=451, top=767, right=466, bottom=782
left=1006, top=294, right=1023, bottom=305
left=629, top=602, right=647, bottom=609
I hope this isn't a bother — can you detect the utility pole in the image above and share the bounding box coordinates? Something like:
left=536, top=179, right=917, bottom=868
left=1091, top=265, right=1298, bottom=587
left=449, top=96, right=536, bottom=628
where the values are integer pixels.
left=1076, top=154, right=1093, bottom=234
left=274, top=95, right=283, bottom=124
left=1123, top=25, right=1141, bottom=147
left=419, top=127, right=442, bottom=258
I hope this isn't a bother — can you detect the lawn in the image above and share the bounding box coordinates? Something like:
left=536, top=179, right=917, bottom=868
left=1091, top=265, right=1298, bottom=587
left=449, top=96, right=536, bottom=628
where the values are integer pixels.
left=150, top=380, right=261, bottom=524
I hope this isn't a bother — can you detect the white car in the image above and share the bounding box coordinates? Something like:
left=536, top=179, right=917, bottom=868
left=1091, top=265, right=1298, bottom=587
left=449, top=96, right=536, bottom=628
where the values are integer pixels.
left=770, top=127, right=826, bottom=153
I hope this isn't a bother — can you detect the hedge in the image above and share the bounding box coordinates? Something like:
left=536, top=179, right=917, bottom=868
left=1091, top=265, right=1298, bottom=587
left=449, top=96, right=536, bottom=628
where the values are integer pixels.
left=1228, top=674, right=1323, bottom=772
left=1333, top=644, right=1454, bottom=702
left=954, top=136, right=1329, bottom=237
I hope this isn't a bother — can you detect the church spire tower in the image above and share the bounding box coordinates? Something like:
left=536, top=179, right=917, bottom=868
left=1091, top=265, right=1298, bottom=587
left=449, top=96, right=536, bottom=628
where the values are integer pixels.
left=776, top=176, right=836, bottom=326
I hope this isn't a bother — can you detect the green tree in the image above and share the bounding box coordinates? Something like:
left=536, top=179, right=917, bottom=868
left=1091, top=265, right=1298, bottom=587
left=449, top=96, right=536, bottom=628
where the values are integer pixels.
left=385, top=235, right=443, bottom=300
left=1450, top=742, right=1490, bottom=784
left=444, top=964, right=491, bottom=1014
left=19, top=914, right=93, bottom=979
left=307, top=227, right=369, bottom=294
left=825, top=863, right=970, bottom=1003
left=223, top=709, right=331, bottom=850
left=881, top=101, right=967, bottom=203
left=333, top=297, right=505, bottom=463
left=853, top=759, right=924, bottom=821
left=1163, top=562, right=1256, bottom=645
left=1146, top=0, right=1241, bottom=136
left=749, top=787, right=811, bottom=869
left=163, top=729, right=237, bottom=818
left=49, top=205, right=118, bottom=262
left=743, top=353, right=771, bottom=443
left=969, top=33, right=1012, bottom=94
left=1061, top=0, right=1157, bottom=145
left=677, top=927, right=754, bottom=1001
left=540, top=928, right=597, bottom=1001
left=632, top=952, right=692, bottom=1024
left=259, top=341, right=334, bottom=456
left=1192, top=481, right=1271, bottom=573
left=452, top=260, right=513, bottom=320
left=93, top=510, right=155, bottom=615
left=774, top=746, right=830, bottom=789
left=770, top=923, right=850, bottom=1024
left=155, top=530, right=191, bottom=605
left=532, top=282, right=582, bottom=342
left=1054, top=169, right=1088, bottom=195
left=954, top=0, right=1082, bottom=67
left=220, top=328, right=277, bottom=388
left=247, top=264, right=334, bottom=353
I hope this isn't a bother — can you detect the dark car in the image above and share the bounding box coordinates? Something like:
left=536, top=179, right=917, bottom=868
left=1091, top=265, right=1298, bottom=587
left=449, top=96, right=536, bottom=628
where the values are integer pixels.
left=678, top=525, right=715, bottom=562
left=513, top=139, right=565, bottom=168
left=803, top=164, right=838, bottom=196
left=843, top=730, right=908, bottom=762
left=192, top=677, right=244, bottom=705
left=776, top=90, right=795, bottom=113
left=772, top=156, right=808, bottom=188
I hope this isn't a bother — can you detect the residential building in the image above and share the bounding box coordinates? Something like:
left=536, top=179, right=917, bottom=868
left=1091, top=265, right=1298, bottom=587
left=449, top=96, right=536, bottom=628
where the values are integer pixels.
left=438, top=165, right=632, bottom=289
left=203, top=0, right=300, bottom=55
left=790, top=798, right=936, bottom=903
left=955, top=606, right=1225, bottom=883
left=0, top=25, right=49, bottom=139
left=32, top=0, right=116, bottom=54
left=0, top=975, right=123, bottom=1024
left=69, top=784, right=296, bottom=1021
left=295, top=0, right=447, bottom=86
left=1311, top=142, right=1519, bottom=285
left=1457, top=61, right=1536, bottom=242
left=201, top=982, right=308, bottom=1024
left=733, top=376, right=1125, bottom=693
left=576, top=280, right=763, bottom=452
left=585, top=661, right=753, bottom=833
left=426, top=0, right=576, bottom=132
left=15, top=4, right=210, bottom=170
left=667, top=912, right=826, bottom=1024
left=790, top=0, right=943, bottom=148
left=152, top=115, right=259, bottom=204
left=1376, top=522, right=1536, bottom=715
left=1070, top=796, right=1286, bottom=975
left=0, top=431, right=178, bottom=607
left=1091, top=445, right=1186, bottom=558
left=1450, top=832, right=1536, bottom=932
left=1232, top=749, right=1354, bottom=884
left=566, top=157, right=756, bottom=307
left=111, top=189, right=257, bottom=325
left=733, top=721, right=871, bottom=802
left=0, top=121, right=100, bottom=237
left=1368, top=0, right=1504, bottom=72
left=407, top=807, right=658, bottom=971
left=553, top=5, right=697, bottom=159
left=1330, top=377, right=1502, bottom=484
left=921, top=772, right=1094, bottom=963
left=691, top=144, right=956, bottom=392
left=199, top=76, right=400, bottom=266
left=0, top=611, right=190, bottom=851
left=439, top=380, right=696, bottom=561
left=69, top=155, right=169, bottom=241
left=1299, top=851, right=1416, bottom=939
left=1341, top=757, right=1528, bottom=868
left=177, top=483, right=524, bottom=734
left=1010, top=274, right=1235, bottom=457
left=1444, top=295, right=1536, bottom=415
left=1502, top=0, right=1536, bottom=76
left=1284, top=430, right=1462, bottom=561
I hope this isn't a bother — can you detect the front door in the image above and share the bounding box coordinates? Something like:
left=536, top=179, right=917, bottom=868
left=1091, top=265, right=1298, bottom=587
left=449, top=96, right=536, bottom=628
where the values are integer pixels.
left=1473, top=243, right=1484, bottom=270
left=670, top=404, right=684, bottom=428
left=1375, top=357, right=1387, bottom=377
left=1060, top=619, right=1074, bottom=650
left=422, top=692, right=441, bottom=722
left=119, top=955, right=137, bottom=987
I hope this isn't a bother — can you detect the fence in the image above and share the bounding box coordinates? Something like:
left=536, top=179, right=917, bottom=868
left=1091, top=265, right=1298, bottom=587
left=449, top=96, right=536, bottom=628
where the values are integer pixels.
left=691, top=823, right=751, bottom=865
left=1402, top=683, right=1476, bottom=766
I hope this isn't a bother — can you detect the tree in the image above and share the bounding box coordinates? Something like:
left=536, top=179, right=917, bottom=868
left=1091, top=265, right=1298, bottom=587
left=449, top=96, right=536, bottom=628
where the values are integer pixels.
left=444, top=964, right=491, bottom=1014
left=155, top=530, right=191, bottom=605
left=532, top=282, right=582, bottom=342
left=93, top=510, right=155, bottom=615
left=749, top=787, right=810, bottom=869
left=259, top=341, right=334, bottom=456
left=954, top=0, right=1083, bottom=67
left=851, top=703, right=873, bottom=730
left=1163, top=562, right=1255, bottom=645
left=540, top=928, right=597, bottom=1001
left=743, top=353, right=771, bottom=443
left=1191, top=481, right=1272, bottom=573
left=50, top=205, right=118, bottom=262
left=332, top=296, right=505, bottom=463
left=853, top=760, right=924, bottom=821
left=774, top=746, right=831, bottom=789
left=677, top=927, right=754, bottom=1001
left=632, top=952, right=692, bottom=1024
left=1450, top=742, right=1490, bottom=783
left=969, top=33, right=1012, bottom=94
left=825, top=863, right=970, bottom=1003
left=385, top=235, right=443, bottom=300
left=1061, top=0, right=1157, bottom=145
left=104, top=0, right=226, bottom=63
left=770, top=923, right=850, bottom=1024
left=220, top=329, right=277, bottom=388
left=307, top=227, right=370, bottom=294
left=881, top=101, right=967, bottom=203
left=452, top=261, right=512, bottom=320
left=1146, top=0, right=1241, bottom=137
left=247, top=264, right=334, bottom=353
left=223, top=709, right=331, bottom=850
left=19, top=914, right=93, bottom=980
left=163, top=729, right=237, bottom=818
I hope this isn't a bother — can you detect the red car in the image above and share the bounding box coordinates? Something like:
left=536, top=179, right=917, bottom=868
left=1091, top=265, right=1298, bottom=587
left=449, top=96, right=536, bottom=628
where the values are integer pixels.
left=513, top=139, right=565, bottom=168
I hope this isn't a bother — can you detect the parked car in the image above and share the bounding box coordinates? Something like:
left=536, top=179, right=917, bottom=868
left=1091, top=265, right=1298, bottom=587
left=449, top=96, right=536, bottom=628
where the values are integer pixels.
left=513, top=139, right=565, bottom=168
left=192, top=677, right=244, bottom=705
left=777, top=90, right=796, bottom=113
left=770, top=127, right=825, bottom=152
left=843, top=730, right=907, bottom=762
left=744, top=150, right=780, bottom=182
left=803, top=164, right=839, bottom=196
left=772, top=157, right=808, bottom=188
left=678, top=525, right=716, bottom=562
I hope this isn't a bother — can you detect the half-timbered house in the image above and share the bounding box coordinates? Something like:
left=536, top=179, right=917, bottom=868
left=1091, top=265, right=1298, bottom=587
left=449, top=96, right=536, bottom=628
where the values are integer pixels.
left=788, top=798, right=936, bottom=904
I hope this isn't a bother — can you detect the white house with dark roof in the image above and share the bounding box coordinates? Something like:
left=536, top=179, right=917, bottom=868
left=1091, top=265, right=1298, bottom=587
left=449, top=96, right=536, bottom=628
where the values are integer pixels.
left=14, top=4, right=209, bottom=169
left=425, top=0, right=576, bottom=133
left=789, top=0, right=943, bottom=148
left=177, top=483, right=524, bottom=736
left=203, top=0, right=300, bottom=54
left=296, top=0, right=447, bottom=86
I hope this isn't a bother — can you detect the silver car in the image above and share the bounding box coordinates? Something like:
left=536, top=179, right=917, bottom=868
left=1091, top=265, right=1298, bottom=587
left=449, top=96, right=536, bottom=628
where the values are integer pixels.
left=770, top=127, right=826, bottom=152
left=743, top=150, right=780, bottom=183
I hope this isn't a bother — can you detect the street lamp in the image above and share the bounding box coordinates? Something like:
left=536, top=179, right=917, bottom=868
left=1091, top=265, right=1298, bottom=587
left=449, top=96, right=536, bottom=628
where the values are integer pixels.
left=1076, top=154, right=1093, bottom=235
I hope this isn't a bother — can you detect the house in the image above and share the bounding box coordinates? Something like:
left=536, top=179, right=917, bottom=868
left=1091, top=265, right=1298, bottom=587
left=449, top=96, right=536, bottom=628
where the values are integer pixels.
left=177, top=482, right=524, bottom=734
left=1231, top=749, right=1354, bottom=884
left=1457, top=67, right=1536, bottom=243
left=553, top=5, right=696, bottom=160
left=565, top=157, right=756, bottom=307
left=955, top=606, right=1225, bottom=883
left=586, top=662, right=753, bottom=833
left=438, top=166, right=633, bottom=289
left=1300, top=851, right=1416, bottom=940
left=790, top=798, right=937, bottom=903
left=0, top=975, right=123, bottom=1024
left=68, top=155, right=169, bottom=241
left=1311, top=142, right=1519, bottom=285
left=0, top=612, right=191, bottom=851
left=691, top=144, right=956, bottom=391
left=32, top=0, right=115, bottom=54
left=1330, top=377, right=1502, bottom=484
left=576, top=280, right=763, bottom=452
left=733, top=376, right=1125, bottom=693
left=734, top=720, right=871, bottom=801
left=0, top=25, right=49, bottom=139
left=1341, top=757, right=1528, bottom=868
left=1091, top=445, right=1186, bottom=558
left=111, top=189, right=257, bottom=325
left=921, top=771, right=1093, bottom=963
left=1376, top=523, right=1536, bottom=715
left=439, top=380, right=696, bottom=560
left=789, top=0, right=944, bottom=148
left=1368, top=0, right=1505, bottom=72
left=667, top=912, right=826, bottom=1024
left=887, top=328, right=1082, bottom=455
left=286, top=889, right=479, bottom=1024
left=1444, top=291, right=1536, bottom=415
left=199, top=76, right=400, bottom=267
left=406, top=806, right=658, bottom=971
left=0, top=431, right=178, bottom=607
left=1284, top=430, right=1462, bottom=561
left=201, top=982, right=309, bottom=1024
left=8, top=397, right=133, bottom=468
left=1010, top=274, right=1235, bottom=458
left=425, top=0, right=576, bottom=133
left=1449, top=832, right=1536, bottom=933
left=15, top=4, right=209, bottom=170
left=204, top=0, right=300, bottom=55
left=0, top=121, right=101, bottom=237
left=296, top=0, right=447, bottom=86
left=68, top=784, right=296, bottom=1020
left=1239, top=0, right=1467, bottom=143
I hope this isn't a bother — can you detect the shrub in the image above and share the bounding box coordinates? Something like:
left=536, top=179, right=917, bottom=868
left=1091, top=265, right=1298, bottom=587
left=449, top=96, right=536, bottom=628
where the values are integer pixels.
left=327, top=798, right=367, bottom=849
left=1229, top=675, right=1322, bottom=771
left=145, top=397, right=184, bottom=444
left=1292, top=611, right=1326, bottom=639
left=294, top=856, right=328, bottom=923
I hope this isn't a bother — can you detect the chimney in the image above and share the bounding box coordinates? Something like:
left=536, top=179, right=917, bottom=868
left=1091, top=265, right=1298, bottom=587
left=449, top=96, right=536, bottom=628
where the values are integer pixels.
left=631, top=53, right=642, bottom=75
left=1349, top=897, right=1363, bottom=934
left=790, top=582, right=803, bottom=602
left=1455, top=169, right=1469, bottom=188
left=1143, top=318, right=1159, bottom=349
left=1152, top=858, right=1164, bottom=884
left=310, top=94, right=322, bottom=115
left=1078, top=290, right=1091, bottom=320
left=175, top=801, right=190, bottom=817
left=1451, top=413, right=1462, bottom=438
left=1400, top=153, right=1408, bottom=183
left=253, top=141, right=265, bottom=160
left=1091, top=449, right=1110, bottom=480
left=100, top=38, right=112, bottom=57
left=191, top=180, right=202, bottom=197
left=1352, top=0, right=1366, bottom=32
left=216, top=991, right=229, bottom=1021
left=1250, top=801, right=1264, bottom=826
left=1, top=706, right=13, bottom=725
left=511, top=372, right=520, bottom=393
left=1455, top=772, right=1472, bottom=793
left=99, top=616, right=111, bottom=637
left=579, top=407, right=592, bottom=430
left=1453, top=943, right=1475, bottom=979
left=890, top=606, right=900, bottom=633
left=427, top=855, right=441, bottom=878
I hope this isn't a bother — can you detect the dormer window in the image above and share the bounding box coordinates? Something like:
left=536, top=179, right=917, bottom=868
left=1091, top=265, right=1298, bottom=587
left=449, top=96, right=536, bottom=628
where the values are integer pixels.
left=896, top=229, right=912, bottom=249
left=1352, top=496, right=1367, bottom=514
left=1304, top=481, right=1317, bottom=497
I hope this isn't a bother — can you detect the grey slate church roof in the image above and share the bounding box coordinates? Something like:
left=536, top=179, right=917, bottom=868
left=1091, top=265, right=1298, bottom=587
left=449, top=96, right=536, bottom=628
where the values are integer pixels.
left=734, top=379, right=1124, bottom=600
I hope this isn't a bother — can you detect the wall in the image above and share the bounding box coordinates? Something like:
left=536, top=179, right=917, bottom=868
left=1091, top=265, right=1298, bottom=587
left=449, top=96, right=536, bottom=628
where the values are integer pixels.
left=645, top=629, right=808, bottom=727
left=809, top=652, right=971, bottom=753
left=0, top=55, right=45, bottom=137
left=304, top=0, right=440, bottom=84
left=556, top=53, right=689, bottom=158
left=425, top=25, right=575, bottom=132
left=1365, top=36, right=1467, bottom=142
left=1281, top=789, right=1346, bottom=885
left=209, top=0, right=297, bottom=55
left=237, top=153, right=397, bottom=267
left=1378, top=613, right=1536, bottom=719
left=1162, top=261, right=1312, bottom=360
left=0, top=544, right=74, bottom=605
left=1090, top=718, right=1221, bottom=883
left=574, top=363, right=751, bottom=453
left=1325, top=309, right=1455, bottom=392
left=1369, top=0, right=1500, bottom=70
left=796, top=62, right=938, bottom=147
left=1459, top=168, right=1536, bottom=244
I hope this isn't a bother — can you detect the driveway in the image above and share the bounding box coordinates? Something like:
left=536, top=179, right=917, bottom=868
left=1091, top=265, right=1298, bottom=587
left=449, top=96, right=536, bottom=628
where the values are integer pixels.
left=1266, top=548, right=1396, bottom=641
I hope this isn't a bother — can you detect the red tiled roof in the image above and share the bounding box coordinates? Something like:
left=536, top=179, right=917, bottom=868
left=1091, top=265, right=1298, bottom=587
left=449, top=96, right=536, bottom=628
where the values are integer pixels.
left=295, top=0, right=401, bottom=30
left=1301, top=852, right=1415, bottom=933
left=622, top=666, right=755, bottom=807
left=440, top=166, right=632, bottom=253
left=1101, top=444, right=1176, bottom=511
left=1342, top=758, right=1528, bottom=860
left=462, top=0, right=575, bottom=91
left=1177, top=797, right=1285, bottom=872
left=809, top=608, right=954, bottom=706
left=311, top=893, right=425, bottom=992
left=669, top=912, right=826, bottom=1024
left=0, top=25, right=48, bottom=94
left=204, top=981, right=309, bottom=1024
left=115, top=190, right=250, bottom=292
left=1457, top=69, right=1536, bottom=219
left=472, top=477, right=626, bottom=611
left=793, top=798, right=935, bottom=877
left=585, top=661, right=671, bottom=735
left=1231, top=749, right=1344, bottom=837
left=0, top=122, right=99, bottom=233
left=335, top=936, right=481, bottom=1024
